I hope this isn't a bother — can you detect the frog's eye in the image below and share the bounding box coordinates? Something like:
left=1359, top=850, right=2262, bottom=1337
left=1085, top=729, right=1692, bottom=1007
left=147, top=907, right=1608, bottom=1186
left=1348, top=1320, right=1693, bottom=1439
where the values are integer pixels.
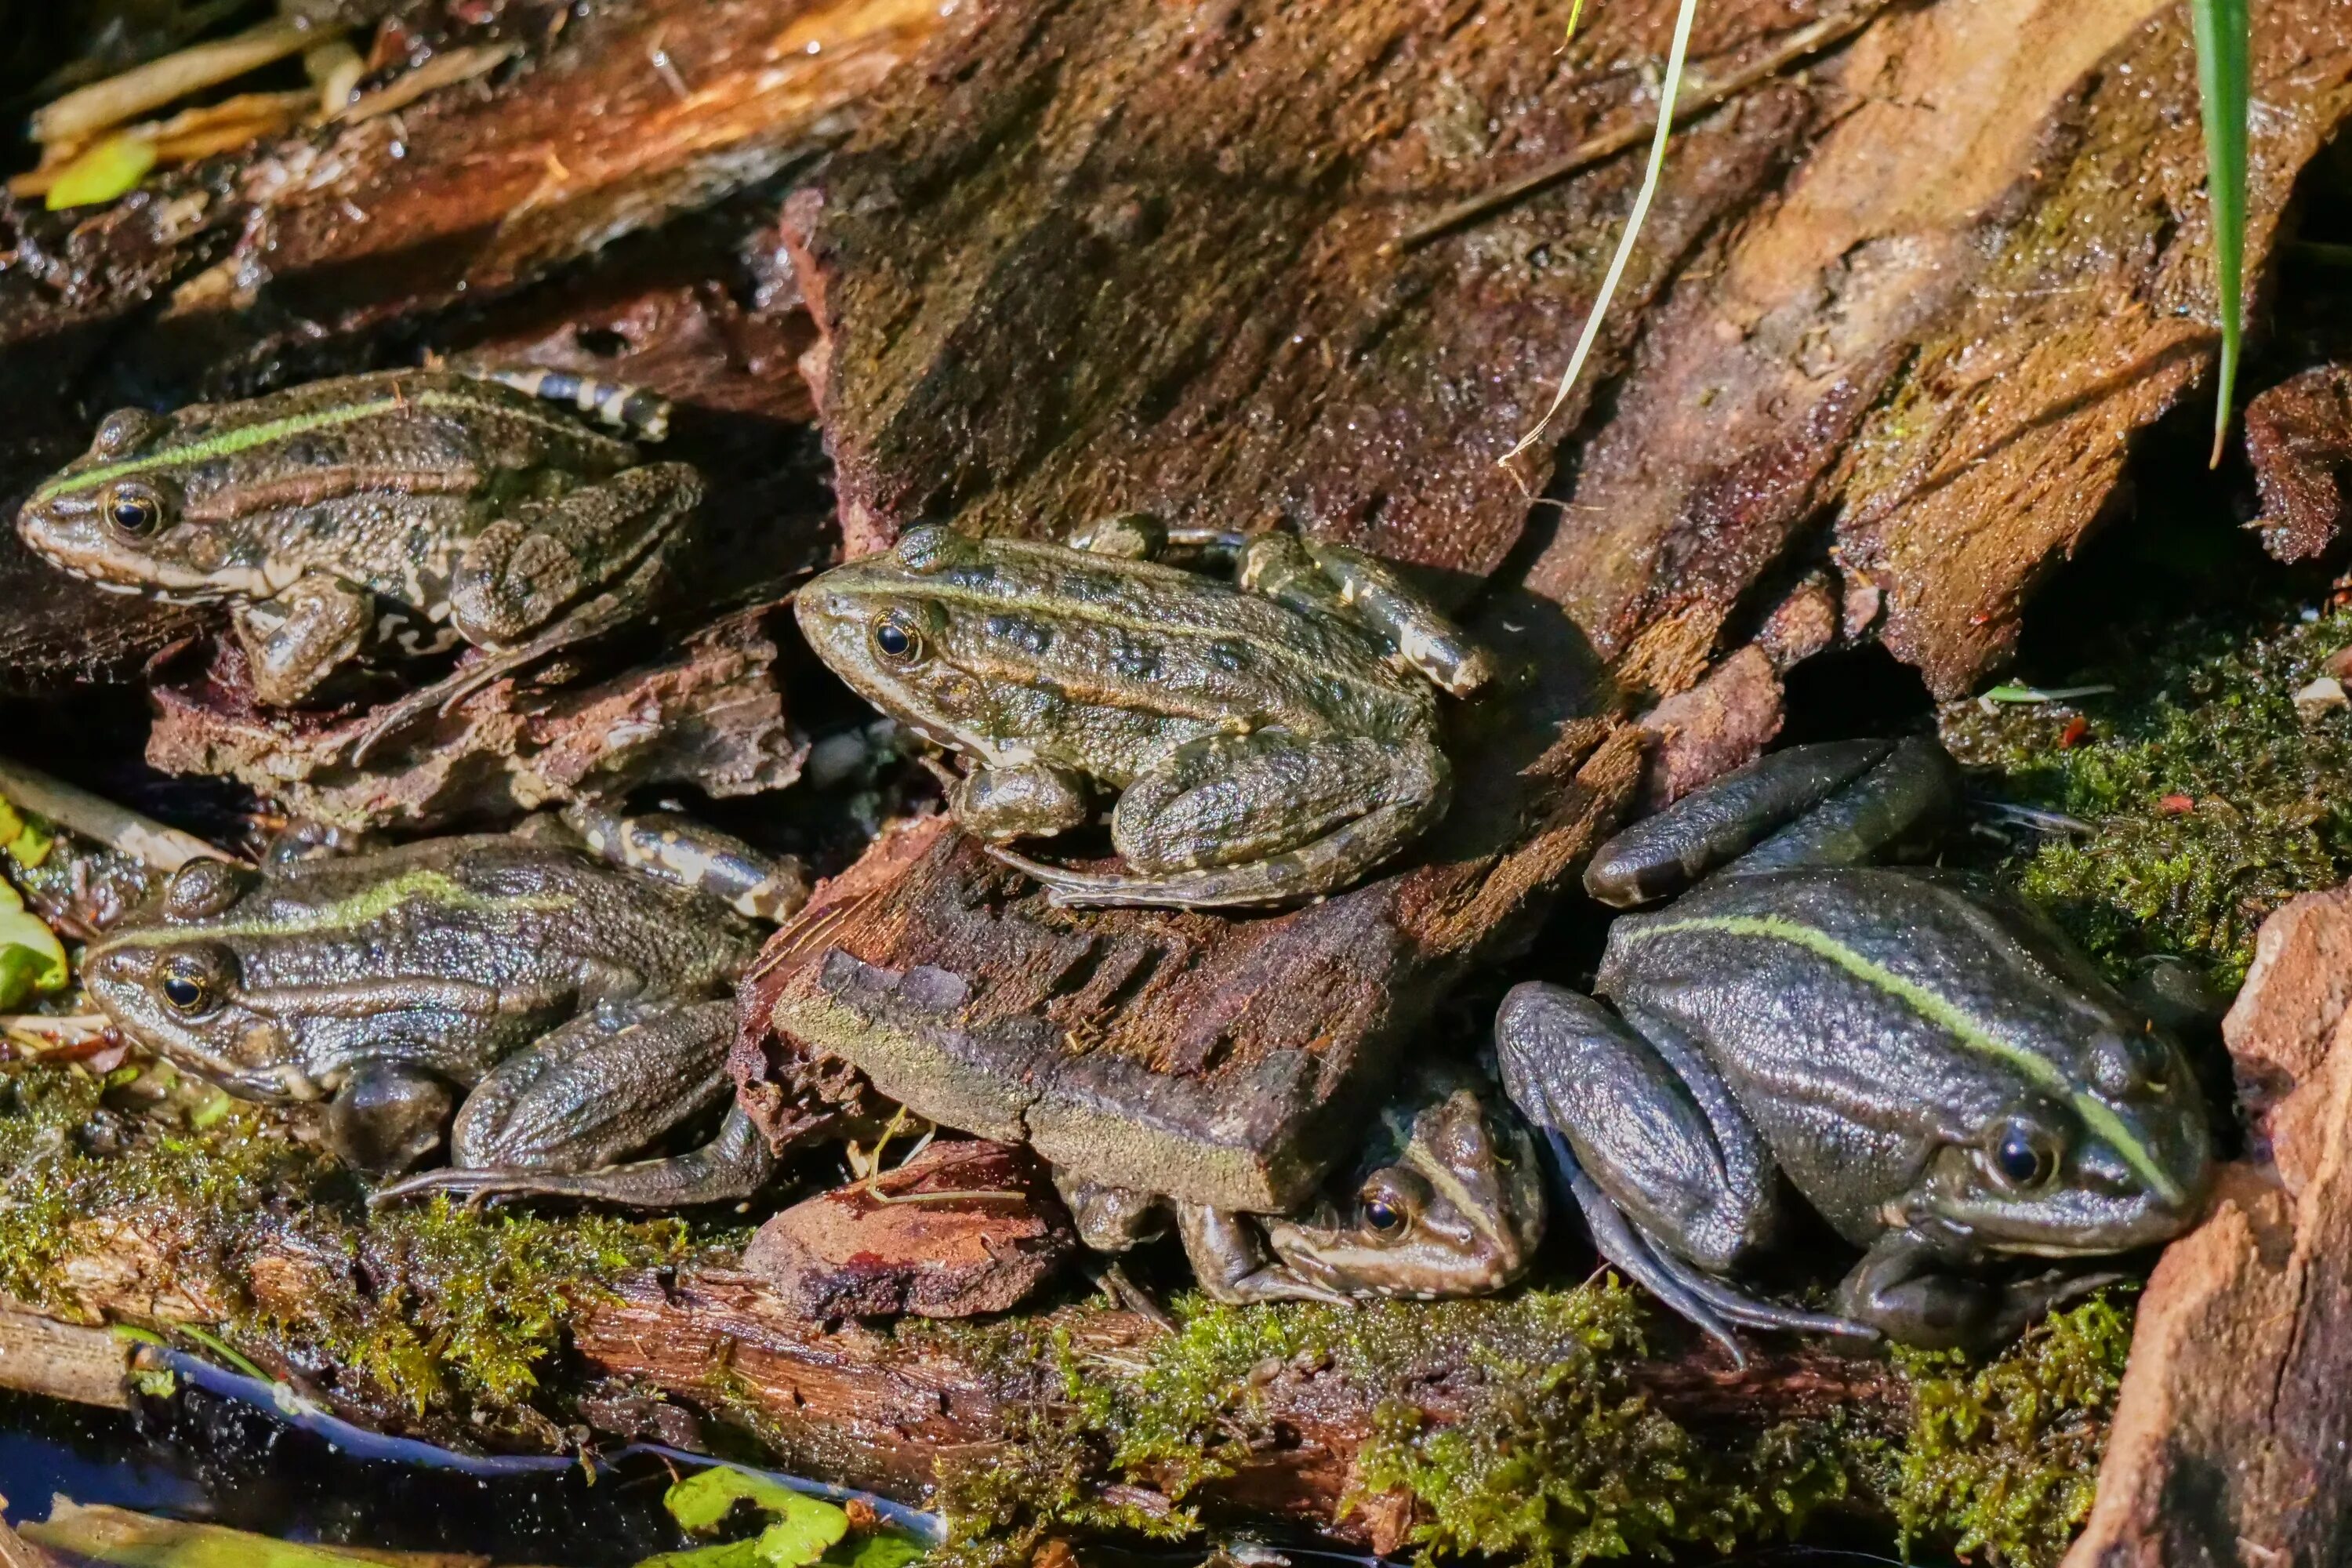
left=869, top=608, right=930, bottom=666
left=155, top=946, right=235, bottom=1018
left=1359, top=1171, right=1425, bottom=1236
left=101, top=479, right=173, bottom=539
left=1987, top=1118, right=2061, bottom=1190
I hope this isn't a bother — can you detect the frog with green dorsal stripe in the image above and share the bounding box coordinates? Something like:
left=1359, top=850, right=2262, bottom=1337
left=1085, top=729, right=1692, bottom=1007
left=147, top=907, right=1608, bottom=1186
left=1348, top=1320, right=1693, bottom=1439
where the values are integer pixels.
left=1495, top=737, right=2216, bottom=1356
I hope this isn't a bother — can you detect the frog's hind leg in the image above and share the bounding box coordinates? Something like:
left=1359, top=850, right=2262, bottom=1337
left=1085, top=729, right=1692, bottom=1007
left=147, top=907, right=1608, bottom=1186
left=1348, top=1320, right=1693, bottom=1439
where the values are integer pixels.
left=367, top=1000, right=779, bottom=1208
left=987, top=729, right=1448, bottom=909
left=1492, top=982, right=1878, bottom=1363
left=350, top=465, right=703, bottom=764
left=558, top=800, right=811, bottom=923
left=1584, top=736, right=1960, bottom=907
left=466, top=366, right=673, bottom=441
left=1239, top=533, right=1494, bottom=699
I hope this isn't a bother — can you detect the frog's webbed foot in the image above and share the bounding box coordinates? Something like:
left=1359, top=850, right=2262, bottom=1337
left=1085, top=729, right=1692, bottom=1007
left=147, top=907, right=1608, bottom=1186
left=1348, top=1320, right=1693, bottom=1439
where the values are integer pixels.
left=991, top=729, right=1448, bottom=909
left=368, top=1000, right=780, bottom=1210
left=1585, top=736, right=1962, bottom=907
left=234, top=577, right=375, bottom=709
left=1178, top=1202, right=1359, bottom=1307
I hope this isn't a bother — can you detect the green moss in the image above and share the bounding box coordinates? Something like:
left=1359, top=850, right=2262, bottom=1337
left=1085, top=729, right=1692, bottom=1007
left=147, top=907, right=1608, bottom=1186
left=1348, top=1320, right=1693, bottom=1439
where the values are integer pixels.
left=1944, top=598, right=2352, bottom=990
left=0, top=1058, right=728, bottom=1437
left=1882, top=1293, right=2135, bottom=1566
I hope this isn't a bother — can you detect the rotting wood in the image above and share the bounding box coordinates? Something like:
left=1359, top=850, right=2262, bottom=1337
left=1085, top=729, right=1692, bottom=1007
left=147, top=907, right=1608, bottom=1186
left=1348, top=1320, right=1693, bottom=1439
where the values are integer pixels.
left=0, top=1308, right=130, bottom=1413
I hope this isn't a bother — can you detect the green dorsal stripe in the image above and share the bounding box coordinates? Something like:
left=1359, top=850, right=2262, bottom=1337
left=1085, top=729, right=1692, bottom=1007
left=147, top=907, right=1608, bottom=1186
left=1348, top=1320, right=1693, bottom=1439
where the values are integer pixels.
left=34, top=388, right=613, bottom=501
left=1619, top=912, right=2185, bottom=1204
left=96, top=870, right=572, bottom=949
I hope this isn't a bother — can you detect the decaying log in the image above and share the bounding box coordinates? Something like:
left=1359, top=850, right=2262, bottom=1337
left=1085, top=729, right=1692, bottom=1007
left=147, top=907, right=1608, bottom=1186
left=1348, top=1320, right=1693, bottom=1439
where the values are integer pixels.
left=786, top=0, right=2352, bottom=704
left=2062, top=884, right=2352, bottom=1568
left=143, top=604, right=806, bottom=832
left=0, top=0, right=941, bottom=690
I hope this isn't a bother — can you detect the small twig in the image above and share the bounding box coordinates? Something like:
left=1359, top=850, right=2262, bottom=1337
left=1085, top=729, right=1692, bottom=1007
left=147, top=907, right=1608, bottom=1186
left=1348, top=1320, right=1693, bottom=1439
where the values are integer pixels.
left=336, top=42, right=521, bottom=125
left=1385, top=2, right=1890, bottom=256
left=0, top=757, right=230, bottom=873
left=31, top=17, right=336, bottom=147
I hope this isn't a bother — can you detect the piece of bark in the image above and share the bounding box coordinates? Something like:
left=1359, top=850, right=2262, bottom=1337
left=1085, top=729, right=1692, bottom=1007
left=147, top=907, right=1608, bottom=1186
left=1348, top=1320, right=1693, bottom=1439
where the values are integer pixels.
left=1754, top=571, right=1843, bottom=673
left=738, top=674, right=1642, bottom=1212
left=782, top=0, right=1832, bottom=564
left=2222, top=884, right=2352, bottom=1134
left=740, top=1138, right=1073, bottom=1320
left=2065, top=884, right=2352, bottom=1568
left=143, top=604, right=805, bottom=832
left=1636, top=644, right=1784, bottom=809
left=1532, top=0, right=2352, bottom=699
left=2245, top=364, right=2352, bottom=564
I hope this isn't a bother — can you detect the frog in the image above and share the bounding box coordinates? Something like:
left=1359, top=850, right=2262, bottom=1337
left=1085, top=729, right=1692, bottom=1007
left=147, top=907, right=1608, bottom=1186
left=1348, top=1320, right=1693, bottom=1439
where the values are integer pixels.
left=80, top=801, right=806, bottom=1209
left=16, top=367, right=702, bottom=762
left=792, top=515, right=1492, bottom=909
left=1494, top=736, right=2216, bottom=1355
left=1054, top=1061, right=1545, bottom=1304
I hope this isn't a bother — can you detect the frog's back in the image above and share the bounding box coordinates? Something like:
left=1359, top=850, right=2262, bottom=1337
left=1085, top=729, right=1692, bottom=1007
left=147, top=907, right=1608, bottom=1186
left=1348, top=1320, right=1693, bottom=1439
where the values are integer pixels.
left=1595, top=867, right=2145, bottom=1232
left=918, top=539, right=1430, bottom=742
left=252, top=835, right=757, bottom=994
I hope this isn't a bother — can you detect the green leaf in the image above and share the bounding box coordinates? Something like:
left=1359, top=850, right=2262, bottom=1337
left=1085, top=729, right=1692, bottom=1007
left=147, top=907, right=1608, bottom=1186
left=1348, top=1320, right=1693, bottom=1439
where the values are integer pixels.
left=2190, top=0, right=2250, bottom=466
left=0, top=877, right=66, bottom=1009
left=829, top=1530, right=928, bottom=1568
left=45, top=133, right=159, bottom=211
left=659, top=1468, right=851, bottom=1567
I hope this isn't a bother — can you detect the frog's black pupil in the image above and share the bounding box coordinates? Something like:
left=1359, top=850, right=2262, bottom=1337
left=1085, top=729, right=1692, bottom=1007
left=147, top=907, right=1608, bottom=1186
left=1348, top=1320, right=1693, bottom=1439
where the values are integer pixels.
left=162, top=975, right=204, bottom=1011
left=111, top=496, right=158, bottom=535
left=1366, top=1200, right=1403, bottom=1233
left=875, top=622, right=913, bottom=658
left=1996, top=1131, right=2045, bottom=1185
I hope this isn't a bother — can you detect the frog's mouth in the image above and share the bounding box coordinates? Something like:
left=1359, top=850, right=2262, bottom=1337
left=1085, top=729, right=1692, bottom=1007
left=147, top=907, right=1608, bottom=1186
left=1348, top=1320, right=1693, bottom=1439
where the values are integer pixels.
left=15, top=495, right=282, bottom=604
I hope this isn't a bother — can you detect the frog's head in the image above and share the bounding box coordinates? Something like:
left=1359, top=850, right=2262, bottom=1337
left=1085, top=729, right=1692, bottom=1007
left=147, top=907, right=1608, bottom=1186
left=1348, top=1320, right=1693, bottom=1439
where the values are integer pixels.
left=1917, top=1022, right=2216, bottom=1257
left=16, top=408, right=280, bottom=603
left=1260, top=1078, right=1547, bottom=1299
left=793, top=524, right=1004, bottom=757
left=82, top=858, right=324, bottom=1102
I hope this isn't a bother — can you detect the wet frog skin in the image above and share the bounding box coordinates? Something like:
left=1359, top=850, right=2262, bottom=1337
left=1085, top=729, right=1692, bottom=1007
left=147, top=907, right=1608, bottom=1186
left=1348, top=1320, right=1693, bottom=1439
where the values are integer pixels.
left=1058, top=1062, right=1545, bottom=1304
left=82, top=808, right=801, bottom=1209
left=1495, top=738, right=2216, bottom=1354
left=795, top=518, right=1490, bottom=909
left=16, top=368, right=701, bottom=746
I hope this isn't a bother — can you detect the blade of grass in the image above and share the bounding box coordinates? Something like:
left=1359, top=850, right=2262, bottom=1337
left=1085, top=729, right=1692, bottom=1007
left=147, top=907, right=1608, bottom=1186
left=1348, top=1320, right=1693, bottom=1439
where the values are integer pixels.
left=1505, top=0, right=1700, bottom=466
left=2190, top=0, right=2249, bottom=468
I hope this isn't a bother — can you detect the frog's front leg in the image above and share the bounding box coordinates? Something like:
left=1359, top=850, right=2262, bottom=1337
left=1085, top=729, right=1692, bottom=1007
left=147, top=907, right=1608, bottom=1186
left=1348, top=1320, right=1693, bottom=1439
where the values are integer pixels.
left=1834, top=1223, right=2122, bottom=1351
left=1585, top=736, right=1962, bottom=907
left=1494, top=982, right=1877, bottom=1361
left=233, top=575, right=375, bottom=707
left=1177, top=1202, right=1357, bottom=1306
left=368, top=999, right=780, bottom=1208
left=989, top=728, right=1446, bottom=909
left=952, top=760, right=1094, bottom=842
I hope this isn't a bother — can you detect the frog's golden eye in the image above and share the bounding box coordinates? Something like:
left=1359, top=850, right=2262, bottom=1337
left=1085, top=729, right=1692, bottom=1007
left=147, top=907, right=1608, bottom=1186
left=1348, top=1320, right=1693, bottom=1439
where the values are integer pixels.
left=869, top=608, right=929, bottom=666
left=1359, top=1171, right=1425, bottom=1236
left=101, top=479, right=172, bottom=539
left=156, top=946, right=234, bottom=1018
left=1987, top=1118, right=2061, bottom=1190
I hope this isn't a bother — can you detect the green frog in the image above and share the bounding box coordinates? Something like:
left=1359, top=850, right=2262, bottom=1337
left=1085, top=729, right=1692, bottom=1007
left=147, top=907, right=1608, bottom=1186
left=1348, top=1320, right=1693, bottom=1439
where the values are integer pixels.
left=793, top=517, right=1490, bottom=909
left=1056, top=1062, right=1545, bottom=1303
left=1496, top=737, right=2216, bottom=1354
left=16, top=368, right=701, bottom=760
left=81, top=804, right=804, bottom=1208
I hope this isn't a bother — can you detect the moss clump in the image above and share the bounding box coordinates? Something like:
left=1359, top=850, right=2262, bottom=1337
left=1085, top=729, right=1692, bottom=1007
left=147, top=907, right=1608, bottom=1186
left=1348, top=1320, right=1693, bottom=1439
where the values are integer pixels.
left=1883, top=1293, right=2135, bottom=1566
left=922, top=1283, right=1855, bottom=1568
left=1944, top=598, right=2352, bottom=991
left=0, top=1058, right=728, bottom=1438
